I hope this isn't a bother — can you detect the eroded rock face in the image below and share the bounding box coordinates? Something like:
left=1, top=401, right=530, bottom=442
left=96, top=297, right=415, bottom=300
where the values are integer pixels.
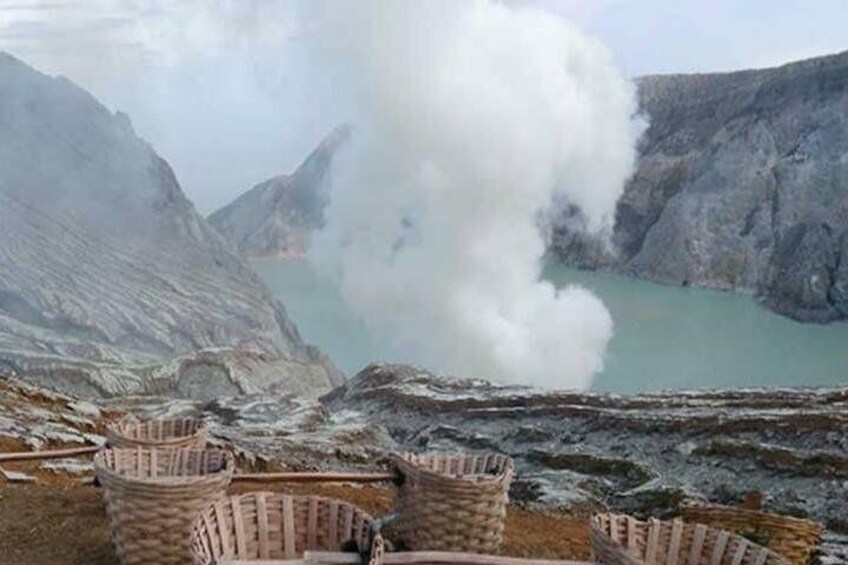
left=208, top=125, right=350, bottom=258
left=760, top=223, right=844, bottom=321
left=551, top=51, right=848, bottom=322
left=4, top=366, right=845, bottom=558
left=831, top=230, right=848, bottom=316
left=0, top=53, right=342, bottom=396
left=324, top=364, right=848, bottom=539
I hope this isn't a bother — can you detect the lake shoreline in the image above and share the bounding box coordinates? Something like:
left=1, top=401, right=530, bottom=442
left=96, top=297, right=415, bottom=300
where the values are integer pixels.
left=253, top=257, right=848, bottom=393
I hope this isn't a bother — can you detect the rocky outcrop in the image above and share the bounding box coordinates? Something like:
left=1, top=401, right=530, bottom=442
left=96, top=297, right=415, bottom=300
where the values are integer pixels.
left=4, top=365, right=845, bottom=558
left=59, top=363, right=847, bottom=558
left=833, top=231, right=848, bottom=315
left=551, top=50, right=848, bottom=322
left=761, top=222, right=846, bottom=322
left=0, top=53, right=342, bottom=397
left=322, top=364, right=848, bottom=556
left=326, top=364, right=848, bottom=522
left=208, top=125, right=350, bottom=258
left=91, top=360, right=848, bottom=535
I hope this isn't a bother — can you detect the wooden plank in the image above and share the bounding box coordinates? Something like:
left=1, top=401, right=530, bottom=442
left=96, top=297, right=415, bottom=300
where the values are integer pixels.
left=230, top=472, right=396, bottom=484
left=219, top=561, right=305, bottom=564
left=0, top=445, right=101, bottom=462
left=303, top=552, right=596, bottom=564
left=220, top=552, right=596, bottom=564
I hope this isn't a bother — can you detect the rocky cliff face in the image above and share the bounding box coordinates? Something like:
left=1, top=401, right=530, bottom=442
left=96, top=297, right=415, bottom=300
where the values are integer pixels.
left=208, top=126, right=350, bottom=258
left=552, top=51, right=848, bottom=322
left=0, top=53, right=343, bottom=397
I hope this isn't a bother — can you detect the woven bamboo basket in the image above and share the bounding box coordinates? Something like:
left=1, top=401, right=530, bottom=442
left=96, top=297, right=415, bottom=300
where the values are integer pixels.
left=106, top=416, right=208, bottom=449
left=681, top=505, right=823, bottom=565
left=189, top=492, right=376, bottom=564
left=590, top=513, right=791, bottom=565
left=95, top=448, right=233, bottom=565
left=390, top=452, right=514, bottom=554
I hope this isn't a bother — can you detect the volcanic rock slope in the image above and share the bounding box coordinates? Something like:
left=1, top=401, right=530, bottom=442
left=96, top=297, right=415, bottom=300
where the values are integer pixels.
left=27, top=364, right=841, bottom=560
left=0, top=53, right=342, bottom=397
left=208, top=125, right=350, bottom=258
left=323, top=364, right=848, bottom=559
left=552, top=50, right=848, bottom=322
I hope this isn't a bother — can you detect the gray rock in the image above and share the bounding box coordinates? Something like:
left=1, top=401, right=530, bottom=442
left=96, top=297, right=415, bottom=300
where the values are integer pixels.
left=208, top=125, right=350, bottom=258
left=67, top=400, right=100, bottom=419
left=322, top=363, right=848, bottom=538
left=40, top=458, right=93, bottom=475
left=59, top=413, right=94, bottom=428
left=0, top=53, right=342, bottom=396
left=7, top=363, right=835, bottom=558
left=830, top=229, right=848, bottom=315
left=0, top=467, right=36, bottom=482
left=174, top=360, right=242, bottom=401
left=82, top=433, right=107, bottom=446
left=760, top=222, right=841, bottom=321
left=551, top=50, right=848, bottom=322
left=41, top=430, right=85, bottom=444
left=676, top=441, right=697, bottom=456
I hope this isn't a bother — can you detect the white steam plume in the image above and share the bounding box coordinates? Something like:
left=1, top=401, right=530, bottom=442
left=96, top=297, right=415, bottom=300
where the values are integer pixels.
left=309, top=1, right=641, bottom=389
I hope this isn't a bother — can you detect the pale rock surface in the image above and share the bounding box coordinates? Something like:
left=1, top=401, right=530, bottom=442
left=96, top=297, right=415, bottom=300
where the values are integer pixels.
left=0, top=467, right=36, bottom=482
left=0, top=53, right=342, bottom=396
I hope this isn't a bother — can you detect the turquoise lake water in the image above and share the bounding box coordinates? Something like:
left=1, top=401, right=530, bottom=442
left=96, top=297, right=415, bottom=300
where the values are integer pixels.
left=253, top=258, right=848, bottom=393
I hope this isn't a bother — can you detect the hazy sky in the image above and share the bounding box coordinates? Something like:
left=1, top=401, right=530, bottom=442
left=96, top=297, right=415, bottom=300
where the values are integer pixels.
left=1, top=0, right=847, bottom=213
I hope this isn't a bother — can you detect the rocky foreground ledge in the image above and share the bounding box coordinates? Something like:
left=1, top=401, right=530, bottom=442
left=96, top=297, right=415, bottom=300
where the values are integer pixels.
left=325, top=366, right=848, bottom=553
left=1, top=365, right=847, bottom=562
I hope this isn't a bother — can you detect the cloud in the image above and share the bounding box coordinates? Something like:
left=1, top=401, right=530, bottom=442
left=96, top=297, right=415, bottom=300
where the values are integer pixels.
left=0, top=1, right=348, bottom=213
left=0, top=1, right=295, bottom=67
left=310, top=0, right=641, bottom=389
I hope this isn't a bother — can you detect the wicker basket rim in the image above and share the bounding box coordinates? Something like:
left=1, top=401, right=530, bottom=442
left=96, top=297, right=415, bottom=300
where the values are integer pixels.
left=106, top=434, right=205, bottom=448
left=200, top=491, right=378, bottom=519
left=393, top=452, right=514, bottom=486
left=107, top=418, right=206, bottom=444
left=192, top=492, right=377, bottom=561
left=590, top=512, right=792, bottom=564
left=681, top=503, right=823, bottom=529
left=94, top=448, right=233, bottom=485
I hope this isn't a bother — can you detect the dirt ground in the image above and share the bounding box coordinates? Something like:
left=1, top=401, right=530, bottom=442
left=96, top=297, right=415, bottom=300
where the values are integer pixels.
left=0, top=480, right=590, bottom=565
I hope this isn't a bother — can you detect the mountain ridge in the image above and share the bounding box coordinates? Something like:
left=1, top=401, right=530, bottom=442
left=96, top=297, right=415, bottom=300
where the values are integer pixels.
left=208, top=125, right=350, bottom=258
left=0, top=52, right=343, bottom=397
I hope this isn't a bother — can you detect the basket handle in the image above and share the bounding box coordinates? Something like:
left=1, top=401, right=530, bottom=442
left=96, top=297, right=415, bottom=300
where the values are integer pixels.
left=364, top=513, right=397, bottom=565
left=366, top=534, right=385, bottom=565
left=118, top=413, right=140, bottom=424
left=387, top=460, right=405, bottom=487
